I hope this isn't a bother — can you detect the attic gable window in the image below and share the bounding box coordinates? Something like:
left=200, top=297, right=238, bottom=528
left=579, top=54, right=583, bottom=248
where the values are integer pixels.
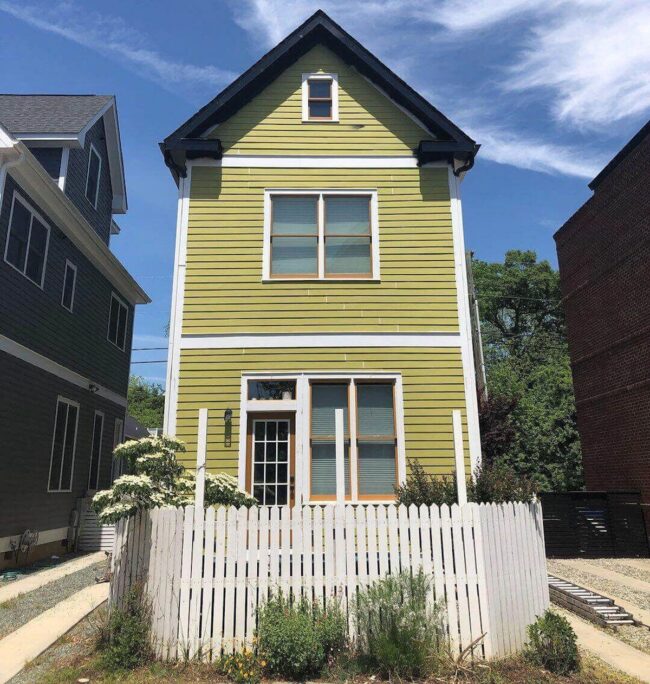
left=85, top=144, right=102, bottom=209
left=302, top=73, right=339, bottom=122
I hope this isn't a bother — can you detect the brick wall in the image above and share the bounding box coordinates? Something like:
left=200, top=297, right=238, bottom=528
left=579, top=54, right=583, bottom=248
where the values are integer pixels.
left=554, top=129, right=650, bottom=537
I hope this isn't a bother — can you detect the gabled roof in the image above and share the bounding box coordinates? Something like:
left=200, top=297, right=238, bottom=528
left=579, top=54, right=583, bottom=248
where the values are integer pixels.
left=589, top=119, right=650, bottom=191
left=0, top=94, right=127, bottom=214
left=161, top=10, right=479, bottom=181
left=0, top=94, right=112, bottom=134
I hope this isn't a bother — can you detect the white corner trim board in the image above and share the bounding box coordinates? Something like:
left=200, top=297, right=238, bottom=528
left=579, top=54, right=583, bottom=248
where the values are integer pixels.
left=187, top=156, right=448, bottom=169
left=0, top=334, right=127, bottom=407
left=180, top=332, right=463, bottom=349
left=164, top=170, right=191, bottom=435
left=447, top=166, right=482, bottom=471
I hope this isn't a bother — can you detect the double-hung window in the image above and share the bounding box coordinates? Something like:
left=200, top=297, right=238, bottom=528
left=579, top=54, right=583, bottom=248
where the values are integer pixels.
left=85, top=144, right=102, bottom=209
left=4, top=193, right=50, bottom=288
left=107, top=293, right=128, bottom=350
left=266, top=191, right=378, bottom=280
left=48, top=397, right=79, bottom=492
left=302, top=73, right=338, bottom=121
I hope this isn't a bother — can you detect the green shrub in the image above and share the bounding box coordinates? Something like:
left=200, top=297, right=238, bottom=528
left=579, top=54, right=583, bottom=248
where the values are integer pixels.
left=395, top=459, right=457, bottom=507
left=524, top=610, right=579, bottom=675
left=354, top=570, right=445, bottom=679
left=99, top=586, right=152, bottom=671
left=217, top=648, right=262, bottom=684
left=256, top=593, right=347, bottom=680
left=469, top=461, right=537, bottom=503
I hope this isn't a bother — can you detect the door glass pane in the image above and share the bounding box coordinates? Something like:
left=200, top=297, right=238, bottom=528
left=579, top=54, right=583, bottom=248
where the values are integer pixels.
left=251, top=419, right=290, bottom=505
left=325, top=237, right=371, bottom=275
left=48, top=402, right=67, bottom=490
left=6, top=201, right=31, bottom=271
left=325, top=196, right=369, bottom=235
left=271, top=236, right=317, bottom=275
left=272, top=196, right=317, bottom=235
left=25, top=218, right=48, bottom=284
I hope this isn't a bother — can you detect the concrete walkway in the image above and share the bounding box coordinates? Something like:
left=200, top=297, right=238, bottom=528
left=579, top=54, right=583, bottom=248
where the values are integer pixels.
left=560, top=609, right=650, bottom=683
left=0, top=552, right=104, bottom=604
left=0, top=582, right=108, bottom=683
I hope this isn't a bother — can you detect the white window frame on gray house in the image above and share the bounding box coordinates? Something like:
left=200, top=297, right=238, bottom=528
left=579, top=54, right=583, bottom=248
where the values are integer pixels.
left=107, top=292, right=128, bottom=351
left=4, top=192, right=50, bottom=289
left=47, top=396, right=80, bottom=493
left=111, top=416, right=125, bottom=481
left=88, top=410, right=104, bottom=490
left=85, top=143, right=102, bottom=209
left=61, top=259, right=77, bottom=312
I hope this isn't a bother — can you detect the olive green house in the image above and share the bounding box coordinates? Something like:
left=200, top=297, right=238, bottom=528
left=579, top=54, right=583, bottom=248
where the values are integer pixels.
left=160, top=11, right=481, bottom=505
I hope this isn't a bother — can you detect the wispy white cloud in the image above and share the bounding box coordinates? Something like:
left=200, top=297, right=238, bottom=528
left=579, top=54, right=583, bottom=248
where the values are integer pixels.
left=0, top=1, right=235, bottom=91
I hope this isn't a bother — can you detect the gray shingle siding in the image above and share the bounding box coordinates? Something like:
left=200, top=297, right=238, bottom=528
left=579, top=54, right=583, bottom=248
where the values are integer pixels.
left=0, top=351, right=124, bottom=539
left=64, top=118, right=113, bottom=244
left=0, top=174, right=133, bottom=396
left=29, top=147, right=63, bottom=181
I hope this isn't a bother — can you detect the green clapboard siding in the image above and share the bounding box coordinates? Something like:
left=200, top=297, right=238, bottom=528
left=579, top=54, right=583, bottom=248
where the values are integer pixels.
left=183, top=166, right=458, bottom=334
left=175, top=347, right=470, bottom=477
left=211, top=45, right=429, bottom=155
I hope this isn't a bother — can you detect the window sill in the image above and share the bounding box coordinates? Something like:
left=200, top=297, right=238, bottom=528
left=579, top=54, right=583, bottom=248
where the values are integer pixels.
left=262, top=277, right=380, bottom=283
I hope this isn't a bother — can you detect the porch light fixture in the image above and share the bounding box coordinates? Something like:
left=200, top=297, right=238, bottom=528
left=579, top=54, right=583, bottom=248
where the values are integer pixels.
left=224, top=408, right=233, bottom=423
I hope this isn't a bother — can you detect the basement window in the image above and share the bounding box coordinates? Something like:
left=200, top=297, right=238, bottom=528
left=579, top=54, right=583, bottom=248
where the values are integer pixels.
left=302, top=73, right=339, bottom=122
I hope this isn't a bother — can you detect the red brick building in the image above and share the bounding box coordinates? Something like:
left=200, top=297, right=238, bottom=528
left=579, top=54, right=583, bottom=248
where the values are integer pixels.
left=554, top=121, right=650, bottom=534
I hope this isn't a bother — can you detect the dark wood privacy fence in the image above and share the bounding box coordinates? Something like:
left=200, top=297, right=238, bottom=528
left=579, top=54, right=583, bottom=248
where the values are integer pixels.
left=540, top=492, right=649, bottom=558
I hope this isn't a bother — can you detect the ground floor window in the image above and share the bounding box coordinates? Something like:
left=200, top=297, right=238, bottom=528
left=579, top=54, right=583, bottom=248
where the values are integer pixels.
left=88, top=410, right=104, bottom=490
left=48, top=396, right=79, bottom=492
left=241, top=373, right=403, bottom=504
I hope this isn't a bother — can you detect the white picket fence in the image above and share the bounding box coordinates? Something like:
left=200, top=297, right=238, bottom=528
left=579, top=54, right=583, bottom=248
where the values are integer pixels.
left=110, top=502, right=548, bottom=662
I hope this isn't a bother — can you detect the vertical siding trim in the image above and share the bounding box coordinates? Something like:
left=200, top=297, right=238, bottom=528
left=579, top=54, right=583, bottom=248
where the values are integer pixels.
left=447, top=168, right=482, bottom=470
left=164, top=169, right=192, bottom=434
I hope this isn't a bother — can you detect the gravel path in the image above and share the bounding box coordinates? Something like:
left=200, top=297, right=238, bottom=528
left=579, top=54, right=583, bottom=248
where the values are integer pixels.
left=583, top=558, right=650, bottom=586
left=0, top=560, right=107, bottom=639
left=548, top=559, right=650, bottom=611
left=0, top=553, right=88, bottom=587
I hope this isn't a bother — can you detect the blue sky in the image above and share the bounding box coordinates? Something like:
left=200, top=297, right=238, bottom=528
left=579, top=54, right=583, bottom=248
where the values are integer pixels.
left=1, top=0, right=649, bottom=386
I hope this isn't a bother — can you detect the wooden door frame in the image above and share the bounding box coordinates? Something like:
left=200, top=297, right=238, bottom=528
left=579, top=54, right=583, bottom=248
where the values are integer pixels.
left=246, top=412, right=296, bottom=506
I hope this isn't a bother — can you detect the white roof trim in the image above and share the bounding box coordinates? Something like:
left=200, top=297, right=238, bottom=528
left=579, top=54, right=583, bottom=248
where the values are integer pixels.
left=2, top=130, right=147, bottom=304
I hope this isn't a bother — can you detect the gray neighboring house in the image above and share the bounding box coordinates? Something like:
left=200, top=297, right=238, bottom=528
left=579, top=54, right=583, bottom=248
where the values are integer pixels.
left=0, top=95, right=149, bottom=567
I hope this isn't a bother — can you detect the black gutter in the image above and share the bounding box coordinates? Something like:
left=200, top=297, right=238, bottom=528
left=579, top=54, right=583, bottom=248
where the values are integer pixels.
left=159, top=138, right=223, bottom=183
left=415, top=140, right=480, bottom=175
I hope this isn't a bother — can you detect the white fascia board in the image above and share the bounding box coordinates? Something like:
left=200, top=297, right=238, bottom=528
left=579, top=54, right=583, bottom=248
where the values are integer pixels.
left=187, top=156, right=447, bottom=169
left=9, top=142, right=149, bottom=305
left=15, top=133, right=82, bottom=147
left=97, top=101, right=127, bottom=214
left=180, top=332, right=462, bottom=349
left=0, top=334, right=127, bottom=407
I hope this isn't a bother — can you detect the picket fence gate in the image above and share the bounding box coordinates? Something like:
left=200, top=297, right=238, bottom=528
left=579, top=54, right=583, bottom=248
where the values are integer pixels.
left=110, top=502, right=549, bottom=662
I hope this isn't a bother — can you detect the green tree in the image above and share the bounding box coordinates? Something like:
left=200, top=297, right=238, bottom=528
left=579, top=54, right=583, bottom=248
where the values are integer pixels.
left=127, top=376, right=165, bottom=429
left=473, top=250, right=583, bottom=491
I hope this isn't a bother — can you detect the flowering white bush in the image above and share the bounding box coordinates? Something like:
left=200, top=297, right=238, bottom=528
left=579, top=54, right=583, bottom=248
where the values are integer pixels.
left=92, top=435, right=255, bottom=523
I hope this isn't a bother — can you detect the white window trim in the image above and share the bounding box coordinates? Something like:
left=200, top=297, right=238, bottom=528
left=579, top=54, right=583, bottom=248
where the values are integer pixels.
left=107, top=291, right=128, bottom=351
left=61, top=259, right=77, bottom=312
left=3, top=191, right=51, bottom=289
left=85, top=143, right=102, bottom=210
left=262, top=189, right=380, bottom=282
left=47, top=396, right=80, bottom=493
left=111, top=416, right=125, bottom=482
left=238, top=371, right=406, bottom=505
left=88, top=410, right=104, bottom=490
left=302, top=73, right=339, bottom=122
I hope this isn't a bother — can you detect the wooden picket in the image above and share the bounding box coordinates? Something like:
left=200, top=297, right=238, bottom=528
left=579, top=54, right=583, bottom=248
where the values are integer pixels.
left=110, top=502, right=548, bottom=662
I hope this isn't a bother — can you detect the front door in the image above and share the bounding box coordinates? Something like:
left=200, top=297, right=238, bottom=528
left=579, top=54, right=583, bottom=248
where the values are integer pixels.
left=246, top=414, right=295, bottom=506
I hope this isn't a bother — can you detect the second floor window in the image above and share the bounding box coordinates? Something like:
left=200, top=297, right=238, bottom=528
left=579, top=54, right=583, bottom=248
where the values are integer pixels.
left=85, top=144, right=102, bottom=209
left=108, top=293, right=128, bottom=351
left=266, top=192, right=378, bottom=280
left=61, top=260, right=77, bottom=312
left=4, top=193, right=50, bottom=288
